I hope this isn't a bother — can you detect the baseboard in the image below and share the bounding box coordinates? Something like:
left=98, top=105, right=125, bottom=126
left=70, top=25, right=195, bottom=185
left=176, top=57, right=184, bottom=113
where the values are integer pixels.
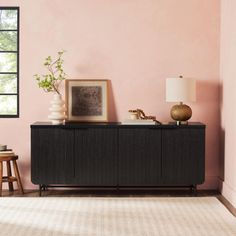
left=217, top=195, right=236, bottom=217
left=222, top=181, right=236, bottom=208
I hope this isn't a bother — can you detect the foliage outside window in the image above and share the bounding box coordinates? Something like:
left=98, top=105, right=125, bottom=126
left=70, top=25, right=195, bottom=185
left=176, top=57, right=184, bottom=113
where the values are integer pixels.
left=0, top=7, right=19, bottom=117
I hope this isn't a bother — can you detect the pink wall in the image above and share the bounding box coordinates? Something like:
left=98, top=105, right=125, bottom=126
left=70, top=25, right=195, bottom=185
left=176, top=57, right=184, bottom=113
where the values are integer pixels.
left=0, top=0, right=220, bottom=189
left=220, top=0, right=236, bottom=207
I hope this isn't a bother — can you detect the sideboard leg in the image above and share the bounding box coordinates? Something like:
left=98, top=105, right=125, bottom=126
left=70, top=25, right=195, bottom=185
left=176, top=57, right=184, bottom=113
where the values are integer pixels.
left=39, top=184, right=47, bottom=196
left=191, top=185, right=197, bottom=196
left=39, top=184, right=42, bottom=197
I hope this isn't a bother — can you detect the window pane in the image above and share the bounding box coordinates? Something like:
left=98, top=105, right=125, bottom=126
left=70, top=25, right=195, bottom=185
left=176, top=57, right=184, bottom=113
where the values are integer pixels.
left=0, top=10, right=17, bottom=30
left=0, top=74, right=17, bottom=93
left=0, top=53, right=17, bottom=72
left=0, top=31, right=17, bottom=51
left=0, top=8, right=19, bottom=117
left=0, top=95, right=17, bottom=115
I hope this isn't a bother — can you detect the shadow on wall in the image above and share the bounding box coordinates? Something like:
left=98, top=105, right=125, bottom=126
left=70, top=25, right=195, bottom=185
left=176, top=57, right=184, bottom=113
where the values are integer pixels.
left=19, top=158, right=31, bottom=189
left=107, top=81, right=117, bottom=122
left=197, top=80, right=222, bottom=189
left=196, top=80, right=221, bottom=103
left=219, top=127, right=225, bottom=185
left=218, top=81, right=225, bottom=184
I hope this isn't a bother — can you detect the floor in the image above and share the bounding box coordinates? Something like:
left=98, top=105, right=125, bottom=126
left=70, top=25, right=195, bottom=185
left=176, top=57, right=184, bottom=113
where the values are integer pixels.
left=1, top=196, right=235, bottom=236
left=1, top=188, right=235, bottom=217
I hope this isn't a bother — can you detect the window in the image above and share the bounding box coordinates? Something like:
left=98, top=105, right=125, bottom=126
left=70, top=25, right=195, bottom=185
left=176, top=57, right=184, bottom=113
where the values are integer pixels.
left=0, top=7, right=19, bottom=117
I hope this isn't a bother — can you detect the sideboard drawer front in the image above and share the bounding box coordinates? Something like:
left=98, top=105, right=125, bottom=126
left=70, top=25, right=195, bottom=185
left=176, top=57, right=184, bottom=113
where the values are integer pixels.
left=119, top=128, right=162, bottom=186
left=74, top=128, right=118, bottom=186
left=31, top=127, right=74, bottom=184
left=162, top=128, right=205, bottom=185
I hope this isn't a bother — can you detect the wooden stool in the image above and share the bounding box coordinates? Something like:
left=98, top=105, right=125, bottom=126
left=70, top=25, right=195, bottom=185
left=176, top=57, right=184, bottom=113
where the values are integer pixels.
left=0, top=155, right=24, bottom=196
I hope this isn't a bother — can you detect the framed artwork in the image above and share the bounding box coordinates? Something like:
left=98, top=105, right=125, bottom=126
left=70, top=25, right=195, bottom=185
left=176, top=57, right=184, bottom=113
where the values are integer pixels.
left=65, top=80, right=108, bottom=122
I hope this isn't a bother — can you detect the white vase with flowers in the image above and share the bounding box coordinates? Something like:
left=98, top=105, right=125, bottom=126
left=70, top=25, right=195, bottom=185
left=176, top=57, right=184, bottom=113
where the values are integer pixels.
left=34, top=51, right=66, bottom=124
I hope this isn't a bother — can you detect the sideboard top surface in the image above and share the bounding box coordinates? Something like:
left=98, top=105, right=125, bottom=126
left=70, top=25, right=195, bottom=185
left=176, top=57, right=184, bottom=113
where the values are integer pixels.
left=31, top=122, right=205, bottom=129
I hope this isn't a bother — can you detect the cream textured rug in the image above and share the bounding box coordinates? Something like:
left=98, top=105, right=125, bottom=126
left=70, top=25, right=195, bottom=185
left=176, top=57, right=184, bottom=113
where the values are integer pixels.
left=0, top=197, right=236, bottom=236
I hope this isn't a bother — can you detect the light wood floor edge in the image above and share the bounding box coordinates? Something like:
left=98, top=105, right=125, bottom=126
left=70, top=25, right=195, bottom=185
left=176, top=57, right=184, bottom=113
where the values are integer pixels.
left=217, top=195, right=236, bottom=217
left=2, top=189, right=236, bottom=217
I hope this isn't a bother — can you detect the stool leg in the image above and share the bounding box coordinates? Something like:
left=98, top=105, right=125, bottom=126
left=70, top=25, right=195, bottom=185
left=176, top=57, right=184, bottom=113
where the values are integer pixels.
left=0, top=162, right=2, bottom=196
left=13, top=160, right=24, bottom=194
left=7, top=161, right=14, bottom=191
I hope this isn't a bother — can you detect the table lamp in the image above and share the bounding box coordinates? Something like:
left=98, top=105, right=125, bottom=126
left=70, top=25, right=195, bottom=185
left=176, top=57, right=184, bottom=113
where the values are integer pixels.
left=166, top=76, right=196, bottom=125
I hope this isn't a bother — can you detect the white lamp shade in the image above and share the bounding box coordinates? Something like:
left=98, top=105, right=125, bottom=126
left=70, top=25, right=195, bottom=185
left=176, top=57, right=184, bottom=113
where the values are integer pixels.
left=166, top=77, right=196, bottom=102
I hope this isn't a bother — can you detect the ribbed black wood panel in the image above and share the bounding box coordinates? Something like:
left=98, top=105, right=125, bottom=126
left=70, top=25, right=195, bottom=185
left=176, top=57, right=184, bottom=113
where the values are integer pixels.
left=162, top=128, right=205, bottom=185
left=31, top=123, right=205, bottom=188
left=31, top=128, right=74, bottom=184
left=74, top=128, right=117, bottom=186
left=119, top=128, right=162, bottom=186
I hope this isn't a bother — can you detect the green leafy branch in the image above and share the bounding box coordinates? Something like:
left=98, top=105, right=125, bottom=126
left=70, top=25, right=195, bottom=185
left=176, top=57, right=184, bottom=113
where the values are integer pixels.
left=34, top=51, right=66, bottom=95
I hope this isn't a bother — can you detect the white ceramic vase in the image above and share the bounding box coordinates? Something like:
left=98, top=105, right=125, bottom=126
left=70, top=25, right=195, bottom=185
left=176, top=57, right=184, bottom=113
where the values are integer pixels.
left=48, top=93, right=66, bottom=125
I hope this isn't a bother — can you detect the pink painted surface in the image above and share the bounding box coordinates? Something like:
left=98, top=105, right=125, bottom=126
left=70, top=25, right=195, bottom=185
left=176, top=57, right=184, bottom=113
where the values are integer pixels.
left=0, top=0, right=220, bottom=189
left=220, top=0, right=236, bottom=207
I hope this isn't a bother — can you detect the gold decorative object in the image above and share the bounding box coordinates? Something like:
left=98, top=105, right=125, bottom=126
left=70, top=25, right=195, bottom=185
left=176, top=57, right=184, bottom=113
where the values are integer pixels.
left=128, top=109, right=161, bottom=123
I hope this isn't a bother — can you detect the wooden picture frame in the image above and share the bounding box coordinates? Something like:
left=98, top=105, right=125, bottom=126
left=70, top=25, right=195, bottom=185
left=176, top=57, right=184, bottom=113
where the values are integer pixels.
left=65, top=79, right=108, bottom=122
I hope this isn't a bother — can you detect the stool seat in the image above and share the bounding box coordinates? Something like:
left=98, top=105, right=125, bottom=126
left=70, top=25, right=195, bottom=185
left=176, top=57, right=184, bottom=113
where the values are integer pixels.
left=0, top=155, right=18, bottom=161
left=0, top=155, right=24, bottom=196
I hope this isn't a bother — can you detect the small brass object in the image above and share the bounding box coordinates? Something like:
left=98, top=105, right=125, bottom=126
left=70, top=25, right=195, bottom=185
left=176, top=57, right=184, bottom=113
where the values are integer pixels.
left=128, top=109, right=161, bottom=124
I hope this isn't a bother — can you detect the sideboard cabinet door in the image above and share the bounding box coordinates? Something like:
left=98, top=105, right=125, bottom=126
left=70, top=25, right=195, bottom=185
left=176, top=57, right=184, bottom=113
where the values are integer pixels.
left=162, top=128, right=205, bottom=185
left=74, top=128, right=118, bottom=186
left=31, top=128, right=74, bottom=184
left=119, top=128, right=162, bottom=186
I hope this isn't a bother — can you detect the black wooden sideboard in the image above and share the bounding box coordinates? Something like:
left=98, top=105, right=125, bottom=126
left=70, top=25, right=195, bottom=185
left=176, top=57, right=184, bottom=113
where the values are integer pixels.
left=31, top=122, right=205, bottom=194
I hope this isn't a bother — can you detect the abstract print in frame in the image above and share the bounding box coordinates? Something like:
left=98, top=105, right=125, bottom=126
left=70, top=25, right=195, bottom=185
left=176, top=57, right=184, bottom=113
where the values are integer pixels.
left=65, top=80, right=108, bottom=122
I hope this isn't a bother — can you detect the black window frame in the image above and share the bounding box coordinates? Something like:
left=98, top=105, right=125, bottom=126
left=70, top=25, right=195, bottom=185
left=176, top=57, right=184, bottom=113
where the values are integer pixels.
left=0, top=7, right=19, bottom=118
